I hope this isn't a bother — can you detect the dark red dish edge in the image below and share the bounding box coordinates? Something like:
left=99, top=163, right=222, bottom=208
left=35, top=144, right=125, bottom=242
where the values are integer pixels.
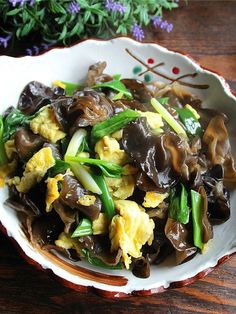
left=0, top=221, right=235, bottom=298
left=0, top=36, right=236, bottom=298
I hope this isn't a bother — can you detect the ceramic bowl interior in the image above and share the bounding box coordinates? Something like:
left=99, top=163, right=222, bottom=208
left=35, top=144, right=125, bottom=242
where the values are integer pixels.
left=0, top=37, right=235, bottom=296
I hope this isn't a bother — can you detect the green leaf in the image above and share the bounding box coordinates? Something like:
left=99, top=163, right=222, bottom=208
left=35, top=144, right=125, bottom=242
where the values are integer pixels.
left=174, top=107, right=202, bottom=137
left=191, top=190, right=203, bottom=250
left=158, top=97, right=169, bottom=105
left=61, top=81, right=81, bottom=96
left=55, top=15, right=67, bottom=25
left=65, top=155, right=123, bottom=178
left=0, top=116, right=8, bottom=166
left=68, top=23, right=81, bottom=38
left=91, top=109, right=140, bottom=145
left=92, top=79, right=132, bottom=99
left=48, top=159, right=70, bottom=177
left=20, top=20, right=35, bottom=37
left=50, top=1, right=66, bottom=14
left=169, top=184, right=189, bottom=225
left=3, top=109, right=35, bottom=142
left=84, top=10, right=91, bottom=23
left=58, top=24, right=67, bottom=41
left=6, top=8, right=22, bottom=16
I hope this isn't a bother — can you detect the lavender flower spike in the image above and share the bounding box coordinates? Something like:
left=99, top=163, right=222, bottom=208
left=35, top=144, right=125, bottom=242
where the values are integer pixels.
left=67, top=1, right=80, bottom=14
left=0, top=34, right=12, bottom=49
left=160, top=20, right=168, bottom=30
left=8, top=0, right=35, bottom=6
left=131, top=23, right=145, bottom=42
left=166, top=23, right=173, bottom=33
left=105, top=0, right=126, bottom=15
left=151, top=16, right=162, bottom=28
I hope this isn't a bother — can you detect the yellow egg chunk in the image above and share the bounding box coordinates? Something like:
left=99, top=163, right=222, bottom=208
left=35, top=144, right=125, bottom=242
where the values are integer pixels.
left=4, top=139, right=16, bottom=160
left=95, top=135, right=129, bottom=166
left=77, top=195, right=96, bottom=206
left=30, top=107, right=66, bottom=143
left=55, top=232, right=74, bottom=250
left=13, top=147, right=55, bottom=193
left=55, top=232, right=83, bottom=255
left=52, top=80, right=66, bottom=90
left=109, top=200, right=155, bottom=269
left=142, top=191, right=169, bottom=208
left=45, top=173, right=64, bottom=212
left=138, top=111, right=164, bottom=129
left=111, top=129, right=123, bottom=140
left=92, top=213, right=110, bottom=235
left=122, top=164, right=138, bottom=175
left=0, top=160, right=17, bottom=187
left=105, top=175, right=135, bottom=200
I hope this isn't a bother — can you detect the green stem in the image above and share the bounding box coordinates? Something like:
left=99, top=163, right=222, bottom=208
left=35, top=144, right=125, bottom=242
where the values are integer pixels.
left=92, top=173, right=115, bottom=219
left=151, top=98, right=188, bottom=139
left=191, top=190, right=203, bottom=250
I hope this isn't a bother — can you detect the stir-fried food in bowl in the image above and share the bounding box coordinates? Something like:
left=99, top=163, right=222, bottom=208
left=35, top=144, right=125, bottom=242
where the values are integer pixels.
left=1, top=61, right=236, bottom=278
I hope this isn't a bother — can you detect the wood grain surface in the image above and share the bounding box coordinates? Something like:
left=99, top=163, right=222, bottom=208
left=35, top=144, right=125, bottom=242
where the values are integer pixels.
left=0, top=1, right=236, bottom=313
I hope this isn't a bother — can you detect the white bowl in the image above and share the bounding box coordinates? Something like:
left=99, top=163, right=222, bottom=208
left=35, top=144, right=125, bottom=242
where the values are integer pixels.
left=0, top=37, right=236, bottom=297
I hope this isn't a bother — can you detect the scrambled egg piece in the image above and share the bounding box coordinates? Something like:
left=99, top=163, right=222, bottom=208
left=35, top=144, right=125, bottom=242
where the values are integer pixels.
left=0, top=160, right=17, bottom=187
left=4, top=139, right=16, bottom=160
left=55, top=232, right=83, bottom=255
left=123, top=164, right=138, bottom=175
left=45, top=173, right=64, bottom=212
left=109, top=200, right=155, bottom=269
left=92, top=213, right=110, bottom=235
left=55, top=232, right=73, bottom=250
left=105, top=175, right=135, bottom=200
left=185, top=104, right=200, bottom=120
left=52, top=80, right=66, bottom=90
left=30, top=107, right=66, bottom=143
left=95, top=135, right=129, bottom=165
left=111, top=129, right=123, bottom=140
left=77, top=195, right=96, bottom=206
left=12, top=147, right=55, bottom=193
left=138, top=111, right=164, bottom=129
left=142, top=192, right=169, bottom=208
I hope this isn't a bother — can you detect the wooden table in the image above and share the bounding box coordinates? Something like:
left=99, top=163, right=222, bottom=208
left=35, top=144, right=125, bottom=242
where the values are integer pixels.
left=0, top=1, right=236, bottom=313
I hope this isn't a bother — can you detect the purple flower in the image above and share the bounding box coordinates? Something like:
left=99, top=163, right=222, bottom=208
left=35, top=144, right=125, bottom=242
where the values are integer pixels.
left=25, top=45, right=39, bottom=56
left=160, top=20, right=168, bottom=29
left=8, top=0, right=34, bottom=6
left=33, top=45, right=40, bottom=55
left=166, top=23, right=173, bottom=33
left=131, top=23, right=145, bottom=42
left=151, top=16, right=174, bottom=33
left=0, top=34, right=12, bottom=49
left=105, top=0, right=126, bottom=14
left=151, top=16, right=162, bottom=28
left=67, top=1, right=80, bottom=14
left=26, top=48, right=33, bottom=56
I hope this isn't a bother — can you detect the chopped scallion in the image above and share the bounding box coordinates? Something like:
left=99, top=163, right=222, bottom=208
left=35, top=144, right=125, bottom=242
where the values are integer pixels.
left=150, top=98, right=188, bottom=139
left=91, top=109, right=140, bottom=145
left=92, top=173, right=115, bottom=219
left=71, top=218, right=93, bottom=238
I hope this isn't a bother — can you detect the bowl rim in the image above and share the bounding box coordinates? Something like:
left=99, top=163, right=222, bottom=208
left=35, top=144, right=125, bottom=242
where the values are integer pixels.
left=0, top=36, right=236, bottom=298
left=1, top=35, right=236, bottom=98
